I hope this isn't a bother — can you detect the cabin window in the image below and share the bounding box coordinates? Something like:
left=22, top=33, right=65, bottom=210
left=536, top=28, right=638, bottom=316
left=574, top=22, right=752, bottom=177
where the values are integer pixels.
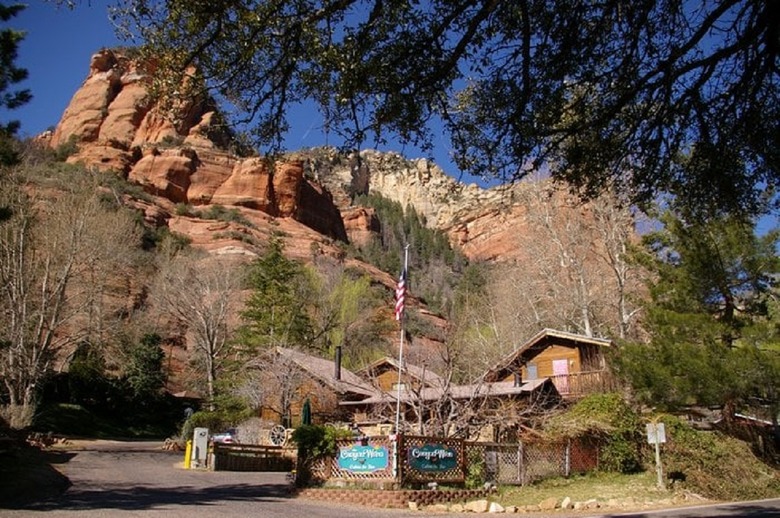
left=526, top=363, right=538, bottom=380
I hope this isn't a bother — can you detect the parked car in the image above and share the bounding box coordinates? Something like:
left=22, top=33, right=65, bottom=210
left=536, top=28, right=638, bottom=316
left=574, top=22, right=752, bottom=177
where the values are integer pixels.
left=211, top=428, right=236, bottom=444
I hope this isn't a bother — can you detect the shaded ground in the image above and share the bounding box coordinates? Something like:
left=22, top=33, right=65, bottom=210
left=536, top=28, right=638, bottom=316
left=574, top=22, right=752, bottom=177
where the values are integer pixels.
left=0, top=441, right=412, bottom=518
left=0, top=442, right=72, bottom=507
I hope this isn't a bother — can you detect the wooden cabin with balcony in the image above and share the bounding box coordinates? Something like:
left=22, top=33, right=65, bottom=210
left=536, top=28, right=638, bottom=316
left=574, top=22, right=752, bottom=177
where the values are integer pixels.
left=481, top=329, right=614, bottom=399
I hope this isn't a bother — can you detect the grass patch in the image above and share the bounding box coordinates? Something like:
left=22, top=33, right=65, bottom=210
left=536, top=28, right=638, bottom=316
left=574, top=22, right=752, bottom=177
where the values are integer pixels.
left=497, top=471, right=668, bottom=507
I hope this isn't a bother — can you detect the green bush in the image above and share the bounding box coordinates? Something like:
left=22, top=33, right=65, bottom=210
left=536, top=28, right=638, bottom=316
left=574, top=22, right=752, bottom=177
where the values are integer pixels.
left=465, top=453, right=486, bottom=489
left=53, top=135, right=79, bottom=161
left=97, top=171, right=152, bottom=203
left=653, top=415, right=780, bottom=500
left=180, top=412, right=226, bottom=443
left=545, top=393, right=643, bottom=473
left=174, top=203, right=198, bottom=217
left=202, top=204, right=254, bottom=227
left=291, top=424, right=352, bottom=458
left=290, top=424, right=353, bottom=486
left=158, top=134, right=185, bottom=148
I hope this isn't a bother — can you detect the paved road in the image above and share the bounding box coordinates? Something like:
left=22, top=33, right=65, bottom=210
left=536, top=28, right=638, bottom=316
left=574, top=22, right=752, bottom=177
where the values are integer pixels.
left=1, top=441, right=778, bottom=517
left=595, top=499, right=780, bottom=518
left=1, top=440, right=418, bottom=518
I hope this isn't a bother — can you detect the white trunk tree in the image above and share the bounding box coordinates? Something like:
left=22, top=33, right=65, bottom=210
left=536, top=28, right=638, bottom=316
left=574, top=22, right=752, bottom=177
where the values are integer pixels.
left=150, top=252, right=242, bottom=409
left=0, top=169, right=141, bottom=426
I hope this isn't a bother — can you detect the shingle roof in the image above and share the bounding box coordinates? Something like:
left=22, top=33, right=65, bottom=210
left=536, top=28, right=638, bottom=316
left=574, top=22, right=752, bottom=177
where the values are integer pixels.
left=341, top=377, right=555, bottom=406
left=357, top=356, right=447, bottom=387
left=274, top=347, right=378, bottom=397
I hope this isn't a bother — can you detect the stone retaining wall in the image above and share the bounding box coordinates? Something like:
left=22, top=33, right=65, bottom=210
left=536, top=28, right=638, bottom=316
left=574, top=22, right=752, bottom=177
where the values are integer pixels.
left=294, top=487, right=496, bottom=509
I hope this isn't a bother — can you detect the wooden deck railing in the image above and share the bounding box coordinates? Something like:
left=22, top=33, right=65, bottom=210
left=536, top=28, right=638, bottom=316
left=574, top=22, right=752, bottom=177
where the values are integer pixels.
left=549, top=370, right=615, bottom=397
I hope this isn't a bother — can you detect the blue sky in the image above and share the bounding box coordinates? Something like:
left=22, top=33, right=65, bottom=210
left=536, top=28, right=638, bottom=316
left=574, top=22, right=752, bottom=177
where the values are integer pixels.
left=6, top=2, right=120, bottom=136
left=4, top=1, right=484, bottom=184
left=3, top=2, right=778, bottom=234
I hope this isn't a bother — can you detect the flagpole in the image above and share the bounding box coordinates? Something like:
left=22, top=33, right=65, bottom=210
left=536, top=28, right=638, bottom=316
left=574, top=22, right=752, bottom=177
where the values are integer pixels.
left=392, top=245, right=409, bottom=481
left=394, top=244, right=409, bottom=435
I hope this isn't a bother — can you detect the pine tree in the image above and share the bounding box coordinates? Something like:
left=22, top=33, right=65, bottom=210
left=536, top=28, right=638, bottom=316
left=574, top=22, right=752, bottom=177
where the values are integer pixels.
left=238, top=234, right=315, bottom=351
left=616, top=212, right=780, bottom=413
left=0, top=4, right=31, bottom=168
left=125, top=333, right=166, bottom=402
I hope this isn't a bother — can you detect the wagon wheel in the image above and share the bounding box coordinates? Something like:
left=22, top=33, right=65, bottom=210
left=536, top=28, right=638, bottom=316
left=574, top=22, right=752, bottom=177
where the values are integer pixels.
left=269, top=425, right=287, bottom=446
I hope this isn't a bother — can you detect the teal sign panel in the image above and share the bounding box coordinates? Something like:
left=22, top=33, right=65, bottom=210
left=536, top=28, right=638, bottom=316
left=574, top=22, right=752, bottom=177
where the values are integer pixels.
left=407, top=443, right=458, bottom=471
left=338, top=444, right=389, bottom=472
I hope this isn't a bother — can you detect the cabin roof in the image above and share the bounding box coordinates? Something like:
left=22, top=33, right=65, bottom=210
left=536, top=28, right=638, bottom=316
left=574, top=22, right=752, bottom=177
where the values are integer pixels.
left=357, top=356, right=446, bottom=387
left=269, top=347, right=379, bottom=397
left=481, top=328, right=611, bottom=382
left=341, top=377, right=557, bottom=405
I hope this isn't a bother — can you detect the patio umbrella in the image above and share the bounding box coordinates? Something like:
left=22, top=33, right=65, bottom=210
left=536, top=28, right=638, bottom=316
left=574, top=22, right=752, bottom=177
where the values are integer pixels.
left=302, top=398, right=312, bottom=425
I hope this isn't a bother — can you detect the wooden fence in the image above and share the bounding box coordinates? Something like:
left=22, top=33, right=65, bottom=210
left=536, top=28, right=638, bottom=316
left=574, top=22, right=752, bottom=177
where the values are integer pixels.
left=549, top=370, right=617, bottom=398
left=212, top=443, right=295, bottom=472
left=308, top=435, right=395, bottom=482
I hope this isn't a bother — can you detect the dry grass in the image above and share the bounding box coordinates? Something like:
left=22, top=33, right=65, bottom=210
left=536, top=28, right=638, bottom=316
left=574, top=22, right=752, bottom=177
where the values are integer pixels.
left=497, top=471, right=680, bottom=507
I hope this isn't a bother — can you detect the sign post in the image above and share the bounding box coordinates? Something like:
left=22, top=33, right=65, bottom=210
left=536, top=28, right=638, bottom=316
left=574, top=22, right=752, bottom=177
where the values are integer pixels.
left=192, top=427, right=209, bottom=469
left=646, top=422, right=666, bottom=490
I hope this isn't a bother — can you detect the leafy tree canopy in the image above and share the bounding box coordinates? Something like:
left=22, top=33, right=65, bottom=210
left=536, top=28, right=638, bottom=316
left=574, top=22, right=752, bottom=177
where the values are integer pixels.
left=114, top=0, right=779, bottom=216
left=616, top=212, right=780, bottom=413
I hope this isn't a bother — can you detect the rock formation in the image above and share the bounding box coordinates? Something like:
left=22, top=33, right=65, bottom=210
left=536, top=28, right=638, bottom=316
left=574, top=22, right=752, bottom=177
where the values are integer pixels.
left=50, top=48, right=347, bottom=242
left=297, top=147, right=545, bottom=262
left=42, top=47, right=631, bottom=395
left=51, top=49, right=562, bottom=265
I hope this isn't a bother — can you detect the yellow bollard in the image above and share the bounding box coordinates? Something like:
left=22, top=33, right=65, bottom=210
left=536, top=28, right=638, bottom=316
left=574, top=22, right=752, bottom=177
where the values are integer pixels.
left=184, top=440, right=192, bottom=469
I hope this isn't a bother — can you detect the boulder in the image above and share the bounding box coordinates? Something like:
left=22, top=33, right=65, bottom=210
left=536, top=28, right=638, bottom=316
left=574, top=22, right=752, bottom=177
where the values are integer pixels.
left=211, top=157, right=276, bottom=212
left=488, top=502, right=505, bottom=513
left=538, top=497, right=558, bottom=511
left=464, top=499, right=490, bottom=513
left=129, top=148, right=196, bottom=203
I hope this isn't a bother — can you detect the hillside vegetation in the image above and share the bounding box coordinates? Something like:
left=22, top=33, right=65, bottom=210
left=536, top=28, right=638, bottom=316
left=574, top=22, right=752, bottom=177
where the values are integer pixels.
left=0, top=140, right=778, bottom=505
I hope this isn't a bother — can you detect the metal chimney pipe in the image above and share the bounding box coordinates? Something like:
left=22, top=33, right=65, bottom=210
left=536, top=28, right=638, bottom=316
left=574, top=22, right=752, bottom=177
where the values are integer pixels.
left=334, top=345, right=342, bottom=380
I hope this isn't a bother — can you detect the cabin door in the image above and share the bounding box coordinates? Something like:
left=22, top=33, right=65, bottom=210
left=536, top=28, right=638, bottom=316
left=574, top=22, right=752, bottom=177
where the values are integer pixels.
left=552, top=359, right=570, bottom=394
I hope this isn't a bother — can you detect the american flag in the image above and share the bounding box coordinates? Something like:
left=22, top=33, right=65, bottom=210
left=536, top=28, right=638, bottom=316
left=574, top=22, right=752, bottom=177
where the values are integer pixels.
left=395, top=268, right=407, bottom=321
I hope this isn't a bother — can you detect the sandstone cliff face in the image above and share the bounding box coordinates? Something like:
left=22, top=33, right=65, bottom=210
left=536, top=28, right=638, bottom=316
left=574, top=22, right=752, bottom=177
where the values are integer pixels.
left=51, top=49, right=346, bottom=242
left=49, top=48, right=593, bottom=380
left=51, top=48, right=544, bottom=264
left=298, top=148, right=541, bottom=262
left=47, top=49, right=453, bottom=384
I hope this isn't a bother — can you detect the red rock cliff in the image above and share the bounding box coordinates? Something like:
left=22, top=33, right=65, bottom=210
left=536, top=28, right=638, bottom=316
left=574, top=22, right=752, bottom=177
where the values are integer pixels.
left=49, top=48, right=346, bottom=242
